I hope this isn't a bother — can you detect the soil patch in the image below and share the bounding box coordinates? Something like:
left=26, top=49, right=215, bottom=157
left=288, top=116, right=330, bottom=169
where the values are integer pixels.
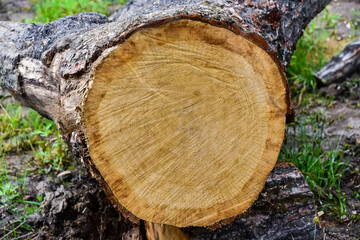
left=328, top=0, right=360, bottom=40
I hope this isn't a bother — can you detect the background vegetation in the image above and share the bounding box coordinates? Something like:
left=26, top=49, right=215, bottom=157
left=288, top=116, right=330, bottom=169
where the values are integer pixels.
left=280, top=7, right=360, bottom=222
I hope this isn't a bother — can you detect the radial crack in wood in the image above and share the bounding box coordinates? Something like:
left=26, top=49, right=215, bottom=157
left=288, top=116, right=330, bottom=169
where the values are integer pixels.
left=83, top=20, right=287, bottom=227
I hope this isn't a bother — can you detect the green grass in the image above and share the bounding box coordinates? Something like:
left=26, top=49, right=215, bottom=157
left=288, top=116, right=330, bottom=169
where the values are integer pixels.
left=279, top=109, right=350, bottom=219
left=0, top=156, right=42, bottom=239
left=0, top=101, right=73, bottom=171
left=30, top=0, right=129, bottom=23
left=281, top=7, right=360, bottom=222
left=286, top=7, right=342, bottom=93
left=0, top=99, right=73, bottom=238
left=31, top=0, right=110, bottom=23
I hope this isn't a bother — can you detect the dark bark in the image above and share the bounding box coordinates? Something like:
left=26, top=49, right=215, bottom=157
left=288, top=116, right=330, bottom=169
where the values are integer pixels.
left=316, top=39, right=360, bottom=86
left=36, top=174, right=140, bottom=240
left=0, top=14, right=110, bottom=123
left=111, top=0, right=331, bottom=67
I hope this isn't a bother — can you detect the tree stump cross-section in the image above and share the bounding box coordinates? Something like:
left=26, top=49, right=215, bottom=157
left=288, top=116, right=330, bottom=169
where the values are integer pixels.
left=84, top=19, right=287, bottom=227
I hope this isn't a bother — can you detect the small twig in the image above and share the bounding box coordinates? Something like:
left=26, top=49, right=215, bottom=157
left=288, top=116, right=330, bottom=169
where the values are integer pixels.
left=0, top=218, right=23, bottom=232
left=0, top=102, right=12, bottom=120
left=0, top=102, right=15, bottom=131
left=293, top=86, right=306, bottom=109
left=0, top=221, right=26, bottom=240
left=9, top=231, right=37, bottom=240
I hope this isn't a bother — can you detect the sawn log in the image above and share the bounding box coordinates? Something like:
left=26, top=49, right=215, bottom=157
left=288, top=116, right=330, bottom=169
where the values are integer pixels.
left=0, top=0, right=329, bottom=232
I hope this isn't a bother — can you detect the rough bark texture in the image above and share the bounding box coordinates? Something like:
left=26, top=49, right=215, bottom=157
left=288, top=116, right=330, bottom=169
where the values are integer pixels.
left=36, top=176, right=141, bottom=240
left=35, top=162, right=321, bottom=239
left=111, top=0, right=331, bottom=67
left=316, top=39, right=360, bottom=86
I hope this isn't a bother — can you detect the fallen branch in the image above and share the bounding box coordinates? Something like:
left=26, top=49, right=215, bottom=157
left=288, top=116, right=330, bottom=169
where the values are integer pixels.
left=316, top=39, right=360, bottom=86
left=0, top=221, right=26, bottom=240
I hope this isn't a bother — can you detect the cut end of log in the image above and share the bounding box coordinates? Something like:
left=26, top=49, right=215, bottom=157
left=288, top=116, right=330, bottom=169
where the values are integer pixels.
left=83, top=19, right=287, bottom=227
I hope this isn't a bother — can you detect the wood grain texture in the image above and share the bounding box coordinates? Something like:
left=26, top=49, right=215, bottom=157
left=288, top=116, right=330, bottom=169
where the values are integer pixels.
left=83, top=20, right=287, bottom=227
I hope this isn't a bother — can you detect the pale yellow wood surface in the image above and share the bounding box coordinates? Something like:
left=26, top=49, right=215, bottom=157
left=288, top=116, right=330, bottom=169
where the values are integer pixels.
left=83, top=20, right=287, bottom=227
left=146, top=222, right=187, bottom=240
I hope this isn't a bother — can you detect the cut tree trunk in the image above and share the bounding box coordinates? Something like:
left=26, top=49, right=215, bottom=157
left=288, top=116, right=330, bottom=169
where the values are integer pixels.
left=0, top=0, right=329, bottom=233
left=316, top=39, right=360, bottom=86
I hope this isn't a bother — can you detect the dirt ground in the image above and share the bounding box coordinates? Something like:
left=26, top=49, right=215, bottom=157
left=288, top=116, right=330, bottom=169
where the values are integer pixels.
left=328, top=0, right=360, bottom=40
left=0, top=0, right=360, bottom=239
